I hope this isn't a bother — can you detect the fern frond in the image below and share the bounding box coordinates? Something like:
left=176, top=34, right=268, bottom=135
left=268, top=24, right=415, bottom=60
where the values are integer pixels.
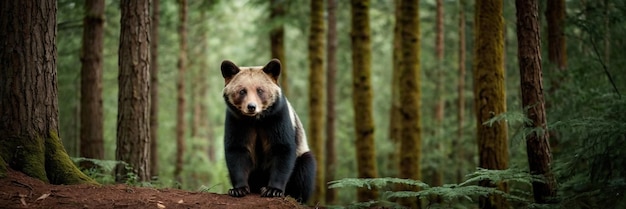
left=461, top=168, right=540, bottom=187
left=483, top=111, right=530, bottom=127
left=328, top=177, right=429, bottom=190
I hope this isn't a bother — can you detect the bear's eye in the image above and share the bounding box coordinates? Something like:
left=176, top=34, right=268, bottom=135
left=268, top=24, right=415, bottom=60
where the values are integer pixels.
left=239, top=89, right=246, bottom=95
left=257, top=88, right=264, bottom=95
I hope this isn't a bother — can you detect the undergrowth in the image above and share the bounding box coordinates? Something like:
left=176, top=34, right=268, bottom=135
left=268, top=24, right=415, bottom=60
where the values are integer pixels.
left=328, top=168, right=552, bottom=209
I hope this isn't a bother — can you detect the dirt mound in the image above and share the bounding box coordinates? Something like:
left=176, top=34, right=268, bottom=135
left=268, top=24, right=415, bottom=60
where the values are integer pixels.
left=0, top=169, right=309, bottom=209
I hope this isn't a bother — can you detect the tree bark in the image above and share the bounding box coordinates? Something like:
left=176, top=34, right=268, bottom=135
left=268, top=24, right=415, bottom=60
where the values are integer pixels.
left=434, top=0, right=445, bottom=130
left=387, top=0, right=402, bottom=176
left=474, top=0, right=509, bottom=208
left=150, top=0, right=160, bottom=180
left=116, top=0, right=151, bottom=183
left=308, top=0, right=325, bottom=203
left=79, top=0, right=105, bottom=170
left=270, top=0, right=288, bottom=96
left=324, top=0, right=338, bottom=204
left=0, top=0, right=95, bottom=185
left=396, top=0, right=422, bottom=208
left=351, top=0, right=379, bottom=202
left=545, top=0, right=566, bottom=70
left=173, top=0, right=188, bottom=184
left=430, top=0, right=445, bottom=201
left=454, top=0, right=467, bottom=184
left=515, top=0, right=558, bottom=203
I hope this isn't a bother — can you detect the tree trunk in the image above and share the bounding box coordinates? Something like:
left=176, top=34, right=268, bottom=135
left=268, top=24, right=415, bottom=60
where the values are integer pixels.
left=197, top=9, right=214, bottom=162
left=351, top=0, right=379, bottom=202
left=308, top=0, right=325, bottom=203
left=515, top=0, right=558, bottom=203
left=544, top=0, right=566, bottom=154
left=454, top=0, right=467, bottom=184
left=396, top=0, right=422, bottom=208
left=270, top=0, right=288, bottom=96
left=324, top=0, right=338, bottom=204
left=79, top=0, right=105, bottom=170
left=545, top=0, right=566, bottom=70
left=387, top=0, right=402, bottom=176
left=434, top=0, right=445, bottom=130
left=116, top=0, right=151, bottom=183
left=150, top=0, right=160, bottom=180
left=430, top=0, right=445, bottom=202
left=173, top=0, right=188, bottom=184
left=0, top=0, right=95, bottom=185
left=474, top=0, right=509, bottom=208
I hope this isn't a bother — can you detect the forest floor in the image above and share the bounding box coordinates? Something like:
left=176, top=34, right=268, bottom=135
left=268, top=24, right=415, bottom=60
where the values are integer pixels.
left=0, top=169, right=312, bottom=209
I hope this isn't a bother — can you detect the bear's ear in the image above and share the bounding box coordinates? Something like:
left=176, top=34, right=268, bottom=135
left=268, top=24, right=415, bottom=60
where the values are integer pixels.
left=221, top=60, right=240, bottom=83
left=262, top=58, right=281, bottom=83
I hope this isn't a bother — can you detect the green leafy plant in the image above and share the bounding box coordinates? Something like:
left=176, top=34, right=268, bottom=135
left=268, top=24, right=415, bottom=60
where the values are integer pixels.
left=328, top=168, right=544, bottom=209
left=71, top=157, right=119, bottom=184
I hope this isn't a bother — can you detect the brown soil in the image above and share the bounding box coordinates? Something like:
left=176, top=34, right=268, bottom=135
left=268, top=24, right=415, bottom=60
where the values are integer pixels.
left=0, top=169, right=310, bottom=209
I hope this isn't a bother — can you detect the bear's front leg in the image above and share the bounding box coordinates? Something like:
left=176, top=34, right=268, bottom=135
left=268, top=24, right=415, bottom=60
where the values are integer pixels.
left=225, top=145, right=253, bottom=197
left=225, top=146, right=253, bottom=197
left=224, top=114, right=256, bottom=198
left=262, top=141, right=297, bottom=198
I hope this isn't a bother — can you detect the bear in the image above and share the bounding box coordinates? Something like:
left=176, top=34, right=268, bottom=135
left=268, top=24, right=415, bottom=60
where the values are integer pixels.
left=220, top=59, right=315, bottom=203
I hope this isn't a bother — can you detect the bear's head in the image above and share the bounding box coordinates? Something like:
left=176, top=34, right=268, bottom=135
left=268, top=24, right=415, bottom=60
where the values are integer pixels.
left=221, top=59, right=282, bottom=118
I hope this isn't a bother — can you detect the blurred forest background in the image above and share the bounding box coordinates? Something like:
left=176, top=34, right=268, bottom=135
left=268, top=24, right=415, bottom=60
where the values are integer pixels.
left=50, top=0, right=626, bottom=208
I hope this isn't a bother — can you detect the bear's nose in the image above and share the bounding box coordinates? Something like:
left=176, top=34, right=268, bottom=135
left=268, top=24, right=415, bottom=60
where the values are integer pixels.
left=247, top=103, right=257, bottom=112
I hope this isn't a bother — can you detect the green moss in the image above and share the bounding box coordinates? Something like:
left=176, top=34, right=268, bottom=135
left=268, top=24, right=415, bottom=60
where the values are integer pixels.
left=45, top=131, right=98, bottom=185
left=5, top=135, right=50, bottom=183
left=0, top=135, right=47, bottom=182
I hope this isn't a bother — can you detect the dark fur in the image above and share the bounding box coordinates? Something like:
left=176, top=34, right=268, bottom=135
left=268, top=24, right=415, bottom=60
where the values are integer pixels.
left=221, top=59, right=315, bottom=203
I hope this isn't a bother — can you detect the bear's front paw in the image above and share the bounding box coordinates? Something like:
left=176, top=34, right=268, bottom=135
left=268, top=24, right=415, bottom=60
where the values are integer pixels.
left=260, top=187, right=284, bottom=198
left=228, top=186, right=250, bottom=197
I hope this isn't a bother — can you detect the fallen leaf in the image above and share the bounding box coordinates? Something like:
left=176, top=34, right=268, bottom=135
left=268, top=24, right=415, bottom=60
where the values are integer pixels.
left=36, top=193, right=50, bottom=201
left=177, top=199, right=184, bottom=204
left=19, top=194, right=27, bottom=206
left=157, top=202, right=166, bottom=209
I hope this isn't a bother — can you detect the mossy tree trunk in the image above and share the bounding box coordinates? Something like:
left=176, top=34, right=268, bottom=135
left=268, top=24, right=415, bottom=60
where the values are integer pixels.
left=515, top=0, right=558, bottom=203
left=116, top=0, right=151, bottom=183
left=308, top=0, right=326, bottom=204
left=324, top=0, right=338, bottom=204
left=79, top=0, right=105, bottom=170
left=270, top=0, right=288, bottom=96
left=173, top=0, right=188, bottom=184
left=474, top=0, right=509, bottom=208
left=396, top=0, right=422, bottom=208
left=0, top=0, right=96, bottom=185
left=351, top=0, right=379, bottom=202
left=150, top=0, right=161, bottom=180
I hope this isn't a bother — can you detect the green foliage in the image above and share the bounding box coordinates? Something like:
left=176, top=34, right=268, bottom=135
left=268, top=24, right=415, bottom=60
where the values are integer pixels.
left=461, top=168, right=541, bottom=187
left=328, top=168, right=547, bottom=208
left=72, top=157, right=117, bottom=184
left=329, top=177, right=429, bottom=190
left=551, top=95, right=626, bottom=208
left=544, top=2, right=626, bottom=207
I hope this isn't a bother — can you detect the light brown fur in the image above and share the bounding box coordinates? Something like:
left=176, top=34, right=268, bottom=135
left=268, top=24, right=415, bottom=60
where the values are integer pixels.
left=223, top=67, right=281, bottom=117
